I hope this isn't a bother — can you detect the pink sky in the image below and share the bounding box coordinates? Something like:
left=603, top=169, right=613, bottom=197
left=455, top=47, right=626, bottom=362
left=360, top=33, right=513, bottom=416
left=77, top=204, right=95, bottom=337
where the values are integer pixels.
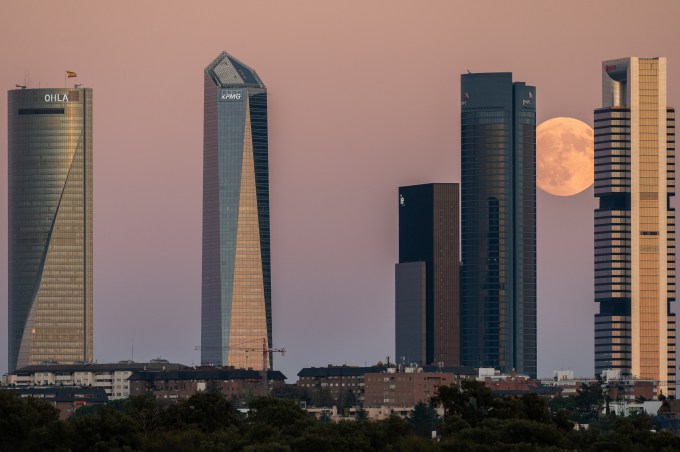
left=1, top=0, right=679, bottom=379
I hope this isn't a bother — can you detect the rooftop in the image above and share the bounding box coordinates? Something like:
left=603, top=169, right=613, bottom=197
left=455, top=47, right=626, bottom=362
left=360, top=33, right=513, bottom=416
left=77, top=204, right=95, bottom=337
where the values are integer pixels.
left=128, top=368, right=286, bottom=382
left=205, top=51, right=265, bottom=89
left=12, top=361, right=185, bottom=375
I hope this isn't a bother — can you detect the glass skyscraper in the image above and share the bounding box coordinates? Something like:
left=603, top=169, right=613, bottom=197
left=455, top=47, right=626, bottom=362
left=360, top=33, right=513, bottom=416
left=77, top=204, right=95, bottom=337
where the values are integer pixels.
left=201, top=51, right=271, bottom=369
left=8, top=87, right=93, bottom=373
left=594, top=57, right=676, bottom=396
left=395, top=183, right=460, bottom=366
left=460, top=73, right=537, bottom=378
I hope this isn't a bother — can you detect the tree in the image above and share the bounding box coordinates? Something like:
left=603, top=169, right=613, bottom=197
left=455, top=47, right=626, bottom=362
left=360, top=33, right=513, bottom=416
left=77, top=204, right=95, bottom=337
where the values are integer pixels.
left=0, top=390, right=65, bottom=451
left=355, top=405, right=368, bottom=421
left=572, top=378, right=606, bottom=423
left=548, top=395, right=577, bottom=414
left=124, top=394, right=163, bottom=436
left=338, top=389, right=357, bottom=414
left=314, top=388, right=334, bottom=408
left=432, top=380, right=498, bottom=426
left=247, top=397, right=314, bottom=439
left=270, top=384, right=312, bottom=405
left=161, top=391, right=240, bottom=433
left=206, top=379, right=221, bottom=394
left=407, top=402, right=439, bottom=438
left=319, top=410, right=333, bottom=423
left=143, top=427, right=207, bottom=452
left=517, top=393, right=552, bottom=423
left=67, top=404, right=141, bottom=451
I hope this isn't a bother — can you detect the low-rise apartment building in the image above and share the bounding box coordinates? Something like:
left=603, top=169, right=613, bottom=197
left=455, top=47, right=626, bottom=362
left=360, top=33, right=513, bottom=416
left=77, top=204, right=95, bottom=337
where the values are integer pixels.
left=363, top=368, right=465, bottom=407
left=2, top=359, right=184, bottom=399
left=297, top=365, right=387, bottom=407
left=129, top=368, right=286, bottom=404
left=5, top=387, right=108, bottom=419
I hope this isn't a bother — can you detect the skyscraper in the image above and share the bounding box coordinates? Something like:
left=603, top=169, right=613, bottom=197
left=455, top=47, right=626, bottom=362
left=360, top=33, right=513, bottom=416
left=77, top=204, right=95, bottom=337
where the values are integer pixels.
left=201, top=51, right=271, bottom=369
left=8, top=87, right=93, bottom=373
left=395, top=183, right=460, bottom=366
left=460, top=73, right=537, bottom=378
left=594, top=57, right=676, bottom=396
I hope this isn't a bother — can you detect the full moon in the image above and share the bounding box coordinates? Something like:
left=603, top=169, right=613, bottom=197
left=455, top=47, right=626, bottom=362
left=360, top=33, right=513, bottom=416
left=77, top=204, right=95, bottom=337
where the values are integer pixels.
left=536, top=117, right=594, bottom=196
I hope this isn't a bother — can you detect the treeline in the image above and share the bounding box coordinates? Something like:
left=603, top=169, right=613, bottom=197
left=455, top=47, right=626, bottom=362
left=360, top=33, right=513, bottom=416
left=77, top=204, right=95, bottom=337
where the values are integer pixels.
left=1, top=381, right=680, bottom=451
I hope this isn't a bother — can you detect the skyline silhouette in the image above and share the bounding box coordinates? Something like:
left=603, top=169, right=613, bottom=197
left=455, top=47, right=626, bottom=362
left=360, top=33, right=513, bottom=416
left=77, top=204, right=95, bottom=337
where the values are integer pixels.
left=1, top=0, right=679, bottom=381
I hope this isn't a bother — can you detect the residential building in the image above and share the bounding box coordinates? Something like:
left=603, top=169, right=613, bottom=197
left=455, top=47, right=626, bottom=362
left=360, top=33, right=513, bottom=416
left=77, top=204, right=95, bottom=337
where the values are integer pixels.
left=363, top=368, right=462, bottom=408
left=5, top=387, right=108, bottom=419
left=351, top=405, right=445, bottom=421
left=8, top=87, right=93, bottom=372
left=540, top=370, right=594, bottom=397
left=476, top=367, right=556, bottom=396
left=201, top=51, right=272, bottom=370
left=593, top=57, right=676, bottom=396
left=608, top=400, right=663, bottom=417
left=601, top=368, right=657, bottom=402
left=460, top=73, right=537, bottom=378
left=128, top=368, right=286, bottom=404
left=2, top=360, right=183, bottom=399
left=296, top=365, right=387, bottom=408
left=658, top=399, right=680, bottom=426
left=305, top=405, right=447, bottom=422
left=396, top=183, right=460, bottom=366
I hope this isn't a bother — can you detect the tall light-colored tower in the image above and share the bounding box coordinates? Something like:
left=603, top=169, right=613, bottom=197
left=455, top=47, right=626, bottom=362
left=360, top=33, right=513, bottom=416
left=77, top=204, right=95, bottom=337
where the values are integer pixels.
left=201, top=52, right=272, bottom=370
left=594, top=57, right=676, bottom=396
left=8, top=87, right=93, bottom=372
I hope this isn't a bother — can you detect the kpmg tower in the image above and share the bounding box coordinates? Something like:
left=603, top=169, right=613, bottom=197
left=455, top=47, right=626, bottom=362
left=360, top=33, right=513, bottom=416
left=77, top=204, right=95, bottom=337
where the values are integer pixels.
left=594, top=58, right=676, bottom=396
left=395, top=183, right=460, bottom=366
left=8, top=87, right=93, bottom=373
left=460, top=73, right=537, bottom=378
left=201, top=52, right=271, bottom=369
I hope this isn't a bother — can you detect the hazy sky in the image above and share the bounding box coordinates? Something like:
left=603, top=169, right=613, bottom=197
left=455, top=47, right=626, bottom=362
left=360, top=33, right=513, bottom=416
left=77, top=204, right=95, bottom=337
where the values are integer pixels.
left=1, top=0, right=679, bottom=380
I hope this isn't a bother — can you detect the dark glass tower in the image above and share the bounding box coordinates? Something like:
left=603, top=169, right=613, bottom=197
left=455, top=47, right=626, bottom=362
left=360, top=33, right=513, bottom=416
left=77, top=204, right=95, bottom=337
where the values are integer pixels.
left=8, top=87, right=93, bottom=373
left=201, top=51, right=272, bottom=369
left=395, top=183, right=460, bottom=366
left=594, top=57, right=676, bottom=397
left=460, top=73, right=537, bottom=378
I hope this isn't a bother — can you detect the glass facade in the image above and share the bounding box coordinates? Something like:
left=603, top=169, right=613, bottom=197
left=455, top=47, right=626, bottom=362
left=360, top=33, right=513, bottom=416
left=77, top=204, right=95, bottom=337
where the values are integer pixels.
left=395, top=184, right=460, bottom=366
left=460, top=73, right=537, bottom=378
left=395, top=261, right=426, bottom=365
left=595, top=57, right=676, bottom=396
left=8, top=88, right=93, bottom=373
left=201, top=52, right=272, bottom=370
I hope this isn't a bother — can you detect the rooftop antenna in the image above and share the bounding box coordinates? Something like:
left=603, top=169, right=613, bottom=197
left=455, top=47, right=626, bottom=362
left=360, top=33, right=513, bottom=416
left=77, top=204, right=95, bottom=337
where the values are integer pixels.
left=467, top=69, right=472, bottom=74
left=15, top=84, right=27, bottom=89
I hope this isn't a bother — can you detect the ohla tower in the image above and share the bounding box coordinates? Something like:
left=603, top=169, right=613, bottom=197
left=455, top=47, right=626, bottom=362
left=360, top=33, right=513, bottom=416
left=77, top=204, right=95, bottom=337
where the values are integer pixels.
left=201, top=52, right=272, bottom=369
left=8, top=87, right=93, bottom=372
left=594, top=57, right=676, bottom=396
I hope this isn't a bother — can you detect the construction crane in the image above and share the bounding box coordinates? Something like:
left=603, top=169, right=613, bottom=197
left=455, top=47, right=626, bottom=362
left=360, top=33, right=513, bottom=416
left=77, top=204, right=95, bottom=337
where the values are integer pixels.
left=195, top=338, right=286, bottom=395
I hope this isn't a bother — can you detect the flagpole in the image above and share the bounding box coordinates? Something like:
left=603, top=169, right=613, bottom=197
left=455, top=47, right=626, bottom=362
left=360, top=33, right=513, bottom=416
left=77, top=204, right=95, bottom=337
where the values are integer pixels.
left=65, top=71, right=78, bottom=88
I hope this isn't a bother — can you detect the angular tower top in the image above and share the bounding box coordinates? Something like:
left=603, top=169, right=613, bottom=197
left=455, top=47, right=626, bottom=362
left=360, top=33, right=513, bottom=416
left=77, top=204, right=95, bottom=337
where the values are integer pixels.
left=205, top=51, right=265, bottom=89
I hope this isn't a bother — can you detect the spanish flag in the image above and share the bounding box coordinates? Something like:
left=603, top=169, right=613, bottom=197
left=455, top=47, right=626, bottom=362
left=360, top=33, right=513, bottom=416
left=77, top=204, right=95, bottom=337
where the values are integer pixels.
left=66, top=71, right=77, bottom=78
